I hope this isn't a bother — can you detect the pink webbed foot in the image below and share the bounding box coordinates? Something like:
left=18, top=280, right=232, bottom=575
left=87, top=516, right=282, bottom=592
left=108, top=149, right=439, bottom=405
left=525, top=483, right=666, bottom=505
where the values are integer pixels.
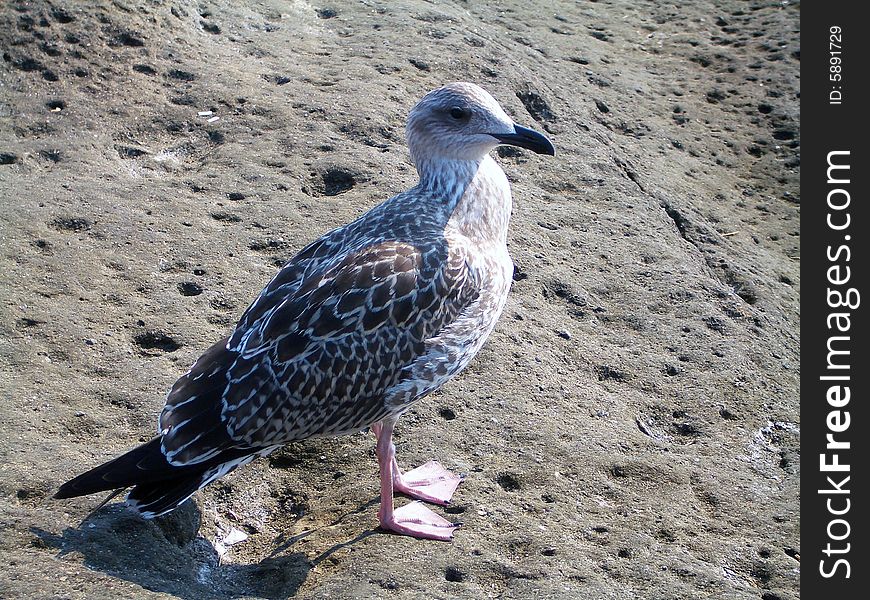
left=380, top=501, right=461, bottom=541
left=393, top=460, right=464, bottom=506
left=373, top=419, right=463, bottom=541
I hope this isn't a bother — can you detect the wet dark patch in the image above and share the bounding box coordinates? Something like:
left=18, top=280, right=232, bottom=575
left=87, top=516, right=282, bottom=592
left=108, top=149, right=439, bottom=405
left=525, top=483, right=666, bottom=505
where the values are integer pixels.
left=305, top=166, right=359, bottom=197
left=177, top=282, right=203, bottom=296
left=544, top=280, right=588, bottom=318
left=117, top=146, right=147, bottom=159
left=249, top=239, right=291, bottom=253
left=371, top=577, right=399, bottom=591
left=211, top=211, right=242, bottom=223
left=17, top=318, right=44, bottom=331
left=209, top=295, right=236, bottom=312
left=7, top=55, right=45, bottom=72
left=703, top=316, right=727, bottom=333
left=656, top=528, right=675, bottom=542
left=170, top=95, right=196, bottom=106
left=39, top=149, right=63, bottom=163
left=40, top=43, right=62, bottom=57
left=724, top=268, right=759, bottom=304
left=111, top=30, right=145, bottom=47
left=167, top=69, right=196, bottom=81
left=750, top=563, right=773, bottom=585
left=747, top=144, right=765, bottom=157
left=664, top=364, right=681, bottom=376
left=17, top=486, right=49, bottom=504
left=706, top=89, right=726, bottom=103
left=497, top=146, right=525, bottom=160
left=496, top=472, right=521, bottom=492
left=50, top=216, right=92, bottom=232
left=719, top=407, right=737, bottom=420
left=672, top=420, right=702, bottom=437
left=265, top=74, right=292, bottom=85
left=134, top=331, right=182, bottom=353
left=595, top=365, right=627, bottom=382
left=31, top=239, right=52, bottom=252
left=52, top=8, right=76, bottom=23
left=516, top=86, right=556, bottom=123
left=438, top=407, right=457, bottom=420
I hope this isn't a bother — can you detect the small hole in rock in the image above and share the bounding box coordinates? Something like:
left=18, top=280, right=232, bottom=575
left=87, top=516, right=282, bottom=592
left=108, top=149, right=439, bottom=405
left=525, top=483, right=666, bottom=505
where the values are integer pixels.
left=497, top=473, right=521, bottom=492
left=438, top=407, right=456, bottom=420
left=177, top=282, right=203, bottom=296
left=134, top=331, right=182, bottom=353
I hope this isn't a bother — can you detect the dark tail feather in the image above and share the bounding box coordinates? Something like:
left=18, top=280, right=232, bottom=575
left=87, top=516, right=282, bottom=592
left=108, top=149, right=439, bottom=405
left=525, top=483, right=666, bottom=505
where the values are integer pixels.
left=126, top=474, right=211, bottom=518
left=127, top=449, right=257, bottom=517
left=55, top=437, right=260, bottom=518
left=54, top=438, right=174, bottom=499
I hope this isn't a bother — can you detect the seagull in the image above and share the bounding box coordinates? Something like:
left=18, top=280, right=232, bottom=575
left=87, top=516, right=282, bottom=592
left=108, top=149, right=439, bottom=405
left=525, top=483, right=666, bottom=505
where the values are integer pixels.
left=55, top=82, right=554, bottom=541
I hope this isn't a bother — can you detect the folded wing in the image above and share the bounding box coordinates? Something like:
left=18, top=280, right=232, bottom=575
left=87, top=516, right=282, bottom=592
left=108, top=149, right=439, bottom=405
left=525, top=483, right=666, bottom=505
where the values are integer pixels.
left=158, top=240, right=480, bottom=461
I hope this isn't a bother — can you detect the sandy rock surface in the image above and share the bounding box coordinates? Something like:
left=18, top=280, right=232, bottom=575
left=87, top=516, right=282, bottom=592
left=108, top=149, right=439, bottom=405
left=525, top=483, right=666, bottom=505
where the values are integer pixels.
left=1, top=1, right=799, bottom=598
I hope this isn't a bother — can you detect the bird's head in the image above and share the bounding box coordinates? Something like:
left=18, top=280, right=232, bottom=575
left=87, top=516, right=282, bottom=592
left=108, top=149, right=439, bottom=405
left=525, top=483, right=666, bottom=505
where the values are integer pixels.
left=406, top=82, right=555, bottom=168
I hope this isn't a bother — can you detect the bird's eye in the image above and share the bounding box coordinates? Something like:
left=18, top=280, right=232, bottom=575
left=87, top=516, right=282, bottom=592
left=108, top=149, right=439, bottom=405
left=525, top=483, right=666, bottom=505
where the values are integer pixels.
left=449, top=106, right=469, bottom=120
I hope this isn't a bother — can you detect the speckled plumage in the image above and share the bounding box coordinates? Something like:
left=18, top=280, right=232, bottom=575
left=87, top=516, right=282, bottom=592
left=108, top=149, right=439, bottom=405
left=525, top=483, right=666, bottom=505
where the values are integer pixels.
left=160, top=159, right=509, bottom=458
left=55, top=83, right=554, bottom=536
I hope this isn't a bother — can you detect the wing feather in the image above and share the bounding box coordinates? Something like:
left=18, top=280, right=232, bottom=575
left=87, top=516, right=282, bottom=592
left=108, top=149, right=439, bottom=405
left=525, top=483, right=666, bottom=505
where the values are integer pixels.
left=221, top=240, right=480, bottom=445
left=158, top=236, right=481, bottom=461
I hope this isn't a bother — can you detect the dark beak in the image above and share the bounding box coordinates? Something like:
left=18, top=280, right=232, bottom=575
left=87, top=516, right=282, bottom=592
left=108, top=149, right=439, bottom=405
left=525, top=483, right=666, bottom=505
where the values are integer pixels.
left=491, top=124, right=555, bottom=156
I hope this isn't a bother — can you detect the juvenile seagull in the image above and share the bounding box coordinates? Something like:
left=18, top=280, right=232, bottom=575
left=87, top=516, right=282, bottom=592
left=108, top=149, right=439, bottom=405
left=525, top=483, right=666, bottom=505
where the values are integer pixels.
left=55, top=82, right=554, bottom=541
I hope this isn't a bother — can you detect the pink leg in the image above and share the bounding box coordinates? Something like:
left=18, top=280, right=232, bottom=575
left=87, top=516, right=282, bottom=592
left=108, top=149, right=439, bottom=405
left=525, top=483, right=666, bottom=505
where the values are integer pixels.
left=372, top=422, right=464, bottom=506
left=373, top=419, right=461, bottom=541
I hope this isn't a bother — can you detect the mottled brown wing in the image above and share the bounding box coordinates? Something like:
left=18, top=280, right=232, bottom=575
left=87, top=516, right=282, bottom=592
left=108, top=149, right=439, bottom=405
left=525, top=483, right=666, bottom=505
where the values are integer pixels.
left=227, top=236, right=335, bottom=351
left=217, top=240, right=480, bottom=446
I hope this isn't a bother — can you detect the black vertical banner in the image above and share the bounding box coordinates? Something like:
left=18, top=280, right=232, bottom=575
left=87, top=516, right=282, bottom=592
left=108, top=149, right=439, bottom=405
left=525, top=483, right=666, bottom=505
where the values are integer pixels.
left=802, top=4, right=869, bottom=598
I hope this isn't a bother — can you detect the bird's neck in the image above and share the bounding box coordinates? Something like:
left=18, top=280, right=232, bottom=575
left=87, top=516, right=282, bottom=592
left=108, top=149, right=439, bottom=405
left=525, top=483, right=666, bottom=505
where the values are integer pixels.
left=415, top=155, right=512, bottom=246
